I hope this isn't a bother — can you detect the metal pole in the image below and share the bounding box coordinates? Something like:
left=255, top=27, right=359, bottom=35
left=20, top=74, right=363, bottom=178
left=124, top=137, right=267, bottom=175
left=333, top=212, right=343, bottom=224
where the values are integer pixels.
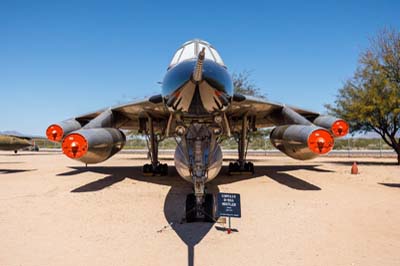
left=379, top=138, right=382, bottom=157
left=149, top=116, right=158, bottom=168
left=264, top=137, right=267, bottom=156
left=347, top=138, right=350, bottom=158
left=228, top=217, right=231, bottom=234
left=239, top=115, right=247, bottom=168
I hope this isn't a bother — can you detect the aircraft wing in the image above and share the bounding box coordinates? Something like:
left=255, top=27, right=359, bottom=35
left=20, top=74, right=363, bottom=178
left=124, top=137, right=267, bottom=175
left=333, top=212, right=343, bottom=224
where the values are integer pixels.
left=58, top=94, right=320, bottom=132
left=0, top=131, right=44, bottom=140
left=226, top=95, right=320, bottom=128
left=74, top=95, right=169, bottom=130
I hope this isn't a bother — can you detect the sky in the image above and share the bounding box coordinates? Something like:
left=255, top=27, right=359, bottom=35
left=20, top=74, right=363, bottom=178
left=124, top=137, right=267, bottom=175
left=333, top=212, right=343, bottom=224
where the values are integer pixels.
left=1, top=0, right=399, bottom=135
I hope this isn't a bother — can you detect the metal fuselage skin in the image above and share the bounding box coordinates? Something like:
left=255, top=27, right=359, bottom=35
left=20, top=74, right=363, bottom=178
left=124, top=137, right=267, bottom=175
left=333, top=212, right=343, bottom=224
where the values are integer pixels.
left=161, top=59, right=233, bottom=183
left=162, top=59, right=233, bottom=100
left=0, top=135, right=32, bottom=151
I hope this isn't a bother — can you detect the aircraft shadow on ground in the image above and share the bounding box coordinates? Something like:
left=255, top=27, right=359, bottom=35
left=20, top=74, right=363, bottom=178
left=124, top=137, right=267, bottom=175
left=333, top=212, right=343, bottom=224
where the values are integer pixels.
left=0, top=153, right=53, bottom=157
left=378, top=183, right=400, bottom=188
left=58, top=163, right=327, bottom=266
left=325, top=160, right=398, bottom=166
left=0, top=168, right=36, bottom=174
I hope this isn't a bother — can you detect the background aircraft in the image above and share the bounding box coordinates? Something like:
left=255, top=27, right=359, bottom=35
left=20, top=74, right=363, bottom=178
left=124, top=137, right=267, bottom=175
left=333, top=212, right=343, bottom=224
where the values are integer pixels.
left=0, top=131, right=39, bottom=153
left=46, top=39, right=348, bottom=222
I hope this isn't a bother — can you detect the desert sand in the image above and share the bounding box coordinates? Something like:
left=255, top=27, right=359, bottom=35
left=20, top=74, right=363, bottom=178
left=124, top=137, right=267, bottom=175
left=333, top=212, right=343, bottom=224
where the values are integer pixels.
left=0, top=151, right=399, bottom=266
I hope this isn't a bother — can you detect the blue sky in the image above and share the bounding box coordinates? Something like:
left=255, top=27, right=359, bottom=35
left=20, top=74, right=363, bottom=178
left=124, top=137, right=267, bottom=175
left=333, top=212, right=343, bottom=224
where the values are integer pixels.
left=1, top=0, right=399, bottom=135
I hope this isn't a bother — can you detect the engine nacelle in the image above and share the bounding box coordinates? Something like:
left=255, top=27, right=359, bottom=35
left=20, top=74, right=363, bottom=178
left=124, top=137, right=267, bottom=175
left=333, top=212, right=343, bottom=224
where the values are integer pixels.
left=312, top=115, right=349, bottom=137
left=46, top=119, right=82, bottom=142
left=270, top=125, right=334, bottom=160
left=174, top=143, right=223, bottom=183
left=62, top=128, right=126, bottom=164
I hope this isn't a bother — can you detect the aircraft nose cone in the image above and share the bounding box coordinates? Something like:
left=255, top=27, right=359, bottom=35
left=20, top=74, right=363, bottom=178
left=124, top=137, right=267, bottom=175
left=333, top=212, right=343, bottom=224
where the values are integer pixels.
left=52, top=130, right=58, bottom=140
left=337, top=126, right=343, bottom=135
left=71, top=141, right=79, bottom=156
left=317, top=137, right=325, bottom=152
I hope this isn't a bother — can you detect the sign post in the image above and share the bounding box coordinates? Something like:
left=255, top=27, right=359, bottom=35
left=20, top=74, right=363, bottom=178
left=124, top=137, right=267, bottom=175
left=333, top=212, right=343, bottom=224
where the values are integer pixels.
left=217, top=193, right=241, bottom=234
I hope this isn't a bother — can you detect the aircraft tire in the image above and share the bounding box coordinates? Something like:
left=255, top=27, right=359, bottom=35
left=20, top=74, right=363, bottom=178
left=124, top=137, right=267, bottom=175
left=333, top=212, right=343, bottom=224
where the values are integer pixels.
left=161, top=163, right=168, bottom=176
left=185, top=193, right=196, bottom=223
left=204, top=193, right=215, bottom=223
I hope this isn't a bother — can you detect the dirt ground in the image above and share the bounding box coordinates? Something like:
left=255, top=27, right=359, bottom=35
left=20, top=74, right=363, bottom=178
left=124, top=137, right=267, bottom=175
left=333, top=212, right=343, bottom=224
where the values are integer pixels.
left=0, top=151, right=399, bottom=266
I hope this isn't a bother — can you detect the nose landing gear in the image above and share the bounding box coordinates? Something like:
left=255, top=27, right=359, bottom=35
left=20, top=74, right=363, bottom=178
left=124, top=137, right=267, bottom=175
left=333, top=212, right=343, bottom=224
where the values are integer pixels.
left=185, top=192, right=215, bottom=223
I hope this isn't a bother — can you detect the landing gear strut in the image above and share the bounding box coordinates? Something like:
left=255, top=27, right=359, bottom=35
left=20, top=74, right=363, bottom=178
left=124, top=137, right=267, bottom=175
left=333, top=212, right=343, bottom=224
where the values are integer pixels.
left=142, top=116, right=168, bottom=176
left=185, top=192, right=215, bottom=223
left=228, top=114, right=255, bottom=175
left=176, top=122, right=220, bottom=223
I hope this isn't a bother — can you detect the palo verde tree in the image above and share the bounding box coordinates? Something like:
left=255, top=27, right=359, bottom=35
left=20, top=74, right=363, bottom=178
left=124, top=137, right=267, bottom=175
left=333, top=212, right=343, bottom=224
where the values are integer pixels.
left=232, top=71, right=270, bottom=142
left=326, top=28, right=400, bottom=164
left=232, top=71, right=266, bottom=99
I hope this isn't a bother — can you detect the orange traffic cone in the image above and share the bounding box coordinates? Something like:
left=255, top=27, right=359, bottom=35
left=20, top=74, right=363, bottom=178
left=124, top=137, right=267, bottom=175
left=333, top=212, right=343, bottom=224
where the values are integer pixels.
left=351, top=162, right=358, bottom=175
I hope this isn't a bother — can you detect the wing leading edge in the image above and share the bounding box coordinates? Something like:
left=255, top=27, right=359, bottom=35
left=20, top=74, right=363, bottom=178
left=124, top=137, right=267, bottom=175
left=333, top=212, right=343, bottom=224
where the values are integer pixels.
left=226, top=94, right=320, bottom=129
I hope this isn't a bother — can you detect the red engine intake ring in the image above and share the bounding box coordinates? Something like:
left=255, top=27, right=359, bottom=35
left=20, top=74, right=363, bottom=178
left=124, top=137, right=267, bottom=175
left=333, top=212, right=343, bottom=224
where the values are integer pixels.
left=308, top=129, right=334, bottom=154
left=331, top=120, right=349, bottom=137
left=62, top=133, right=88, bottom=159
left=46, top=124, right=64, bottom=142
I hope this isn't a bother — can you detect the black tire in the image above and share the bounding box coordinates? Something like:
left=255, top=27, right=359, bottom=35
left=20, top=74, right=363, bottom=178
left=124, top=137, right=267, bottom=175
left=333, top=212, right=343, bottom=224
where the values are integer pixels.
left=244, top=162, right=249, bottom=171
left=186, top=194, right=197, bottom=223
left=233, top=162, right=240, bottom=172
left=204, top=193, right=215, bottom=223
left=162, top=164, right=168, bottom=176
left=249, top=162, right=254, bottom=174
left=143, top=164, right=151, bottom=173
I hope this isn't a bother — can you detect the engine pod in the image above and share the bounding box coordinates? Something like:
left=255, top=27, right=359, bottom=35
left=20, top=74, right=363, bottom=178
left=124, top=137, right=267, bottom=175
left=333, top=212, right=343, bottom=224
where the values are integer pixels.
left=270, top=125, right=334, bottom=160
left=62, top=128, right=126, bottom=164
left=46, top=119, right=82, bottom=142
left=312, top=115, right=349, bottom=137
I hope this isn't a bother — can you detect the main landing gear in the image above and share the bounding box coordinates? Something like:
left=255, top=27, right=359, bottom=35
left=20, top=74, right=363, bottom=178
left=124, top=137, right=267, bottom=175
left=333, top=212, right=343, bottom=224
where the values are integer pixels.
left=141, top=116, right=168, bottom=176
left=143, top=163, right=168, bottom=176
left=228, top=161, right=254, bottom=175
left=228, top=114, right=255, bottom=175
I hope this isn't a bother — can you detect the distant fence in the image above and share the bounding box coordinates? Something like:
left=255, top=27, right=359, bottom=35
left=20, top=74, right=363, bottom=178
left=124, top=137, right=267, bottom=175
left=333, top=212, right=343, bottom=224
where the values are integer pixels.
left=39, top=148, right=397, bottom=158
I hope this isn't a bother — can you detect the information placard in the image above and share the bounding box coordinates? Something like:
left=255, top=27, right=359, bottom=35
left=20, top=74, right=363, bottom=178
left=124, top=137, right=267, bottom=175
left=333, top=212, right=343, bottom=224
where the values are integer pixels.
left=217, top=193, right=241, bottom=218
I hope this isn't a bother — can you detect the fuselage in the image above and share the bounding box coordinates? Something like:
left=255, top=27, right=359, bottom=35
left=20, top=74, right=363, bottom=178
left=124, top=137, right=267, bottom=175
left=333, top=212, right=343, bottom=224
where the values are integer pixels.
left=162, top=59, right=233, bottom=112
left=0, top=135, right=32, bottom=151
left=160, top=40, right=233, bottom=183
left=162, top=40, right=233, bottom=117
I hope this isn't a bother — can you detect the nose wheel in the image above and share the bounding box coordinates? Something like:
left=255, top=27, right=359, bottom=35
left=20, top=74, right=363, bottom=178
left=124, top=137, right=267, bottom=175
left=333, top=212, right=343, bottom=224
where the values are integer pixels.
left=185, top=193, right=215, bottom=223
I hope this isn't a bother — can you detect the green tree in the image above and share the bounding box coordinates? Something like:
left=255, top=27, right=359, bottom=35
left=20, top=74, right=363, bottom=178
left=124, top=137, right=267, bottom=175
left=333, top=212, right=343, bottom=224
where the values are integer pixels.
left=326, top=28, right=400, bottom=164
left=232, top=71, right=266, bottom=99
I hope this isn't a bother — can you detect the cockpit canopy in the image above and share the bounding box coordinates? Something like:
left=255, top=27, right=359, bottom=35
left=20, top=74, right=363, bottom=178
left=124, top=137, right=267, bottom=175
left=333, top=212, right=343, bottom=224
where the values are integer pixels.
left=168, top=39, right=225, bottom=69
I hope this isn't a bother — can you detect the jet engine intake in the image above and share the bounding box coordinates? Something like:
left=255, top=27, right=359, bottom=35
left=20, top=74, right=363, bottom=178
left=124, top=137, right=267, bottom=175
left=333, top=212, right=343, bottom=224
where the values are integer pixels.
left=312, top=115, right=349, bottom=137
left=46, top=119, right=82, bottom=142
left=62, top=128, right=126, bottom=164
left=270, top=125, right=334, bottom=160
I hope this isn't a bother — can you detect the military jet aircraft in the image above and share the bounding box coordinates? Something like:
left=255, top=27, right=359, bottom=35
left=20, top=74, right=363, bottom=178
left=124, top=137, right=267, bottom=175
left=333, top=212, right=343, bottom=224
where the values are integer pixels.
left=0, top=132, right=39, bottom=153
left=46, top=39, right=348, bottom=222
